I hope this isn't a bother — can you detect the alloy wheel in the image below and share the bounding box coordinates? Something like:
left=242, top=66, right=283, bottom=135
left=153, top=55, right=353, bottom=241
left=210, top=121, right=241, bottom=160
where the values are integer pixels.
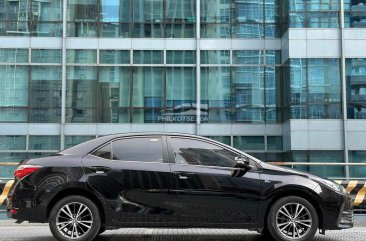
left=56, top=202, right=94, bottom=239
left=275, top=202, right=313, bottom=239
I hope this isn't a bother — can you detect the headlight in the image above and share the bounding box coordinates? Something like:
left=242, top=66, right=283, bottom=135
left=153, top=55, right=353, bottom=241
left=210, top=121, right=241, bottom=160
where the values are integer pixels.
left=314, top=178, right=347, bottom=194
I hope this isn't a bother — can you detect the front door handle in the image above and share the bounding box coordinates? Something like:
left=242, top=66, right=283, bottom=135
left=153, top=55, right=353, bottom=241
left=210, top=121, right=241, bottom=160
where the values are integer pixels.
left=89, top=166, right=111, bottom=173
left=179, top=175, right=189, bottom=180
left=173, top=172, right=194, bottom=180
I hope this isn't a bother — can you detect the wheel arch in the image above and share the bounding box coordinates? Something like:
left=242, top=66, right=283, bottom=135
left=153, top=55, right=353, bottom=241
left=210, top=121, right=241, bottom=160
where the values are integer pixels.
left=46, top=187, right=106, bottom=227
left=263, top=187, right=324, bottom=230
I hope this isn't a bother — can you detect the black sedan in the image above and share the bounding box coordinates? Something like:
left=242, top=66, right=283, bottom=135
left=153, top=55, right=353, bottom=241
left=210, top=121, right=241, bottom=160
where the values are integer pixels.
left=7, top=133, right=353, bottom=241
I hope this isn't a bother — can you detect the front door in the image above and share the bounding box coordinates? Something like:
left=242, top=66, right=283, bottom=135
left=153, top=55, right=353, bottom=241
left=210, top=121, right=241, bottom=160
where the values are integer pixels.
left=82, top=135, right=172, bottom=226
left=167, top=136, right=261, bottom=226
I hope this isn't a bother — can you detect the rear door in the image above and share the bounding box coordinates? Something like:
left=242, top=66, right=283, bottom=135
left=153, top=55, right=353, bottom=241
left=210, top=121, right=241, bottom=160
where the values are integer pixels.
left=81, top=135, right=172, bottom=225
left=167, top=136, right=261, bottom=226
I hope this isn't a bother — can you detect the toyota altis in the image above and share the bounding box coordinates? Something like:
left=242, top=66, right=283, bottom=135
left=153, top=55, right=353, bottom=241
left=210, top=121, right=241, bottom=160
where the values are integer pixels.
left=7, top=133, right=353, bottom=241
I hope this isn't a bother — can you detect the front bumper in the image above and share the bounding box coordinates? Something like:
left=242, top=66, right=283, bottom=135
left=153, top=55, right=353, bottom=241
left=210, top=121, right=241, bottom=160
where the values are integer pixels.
left=337, top=196, right=354, bottom=229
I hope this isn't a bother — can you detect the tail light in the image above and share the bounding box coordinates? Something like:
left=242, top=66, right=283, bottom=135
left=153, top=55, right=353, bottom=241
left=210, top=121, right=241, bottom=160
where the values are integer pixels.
left=14, top=165, right=43, bottom=179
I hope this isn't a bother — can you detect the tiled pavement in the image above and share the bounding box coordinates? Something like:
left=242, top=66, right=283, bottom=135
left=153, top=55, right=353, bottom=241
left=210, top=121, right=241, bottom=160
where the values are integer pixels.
left=0, top=226, right=365, bottom=241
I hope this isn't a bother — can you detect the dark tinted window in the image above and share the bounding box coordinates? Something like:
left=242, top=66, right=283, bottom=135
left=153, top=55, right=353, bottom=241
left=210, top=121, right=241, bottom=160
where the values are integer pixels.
left=112, top=137, right=164, bottom=163
left=170, top=138, right=237, bottom=167
left=92, top=143, right=111, bottom=159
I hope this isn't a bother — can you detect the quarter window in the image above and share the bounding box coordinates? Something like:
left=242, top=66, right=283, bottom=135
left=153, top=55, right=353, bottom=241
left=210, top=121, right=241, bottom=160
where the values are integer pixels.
left=91, top=143, right=111, bottom=159
left=112, top=137, right=164, bottom=163
left=170, top=138, right=237, bottom=167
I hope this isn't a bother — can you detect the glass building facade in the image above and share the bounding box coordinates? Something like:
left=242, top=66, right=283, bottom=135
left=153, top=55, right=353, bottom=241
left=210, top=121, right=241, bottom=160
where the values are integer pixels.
left=0, top=0, right=366, bottom=180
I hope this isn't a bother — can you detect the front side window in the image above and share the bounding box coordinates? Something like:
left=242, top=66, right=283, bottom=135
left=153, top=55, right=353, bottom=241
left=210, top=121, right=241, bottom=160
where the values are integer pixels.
left=112, top=137, right=164, bottom=163
left=92, top=143, right=111, bottom=160
left=170, top=138, right=238, bottom=167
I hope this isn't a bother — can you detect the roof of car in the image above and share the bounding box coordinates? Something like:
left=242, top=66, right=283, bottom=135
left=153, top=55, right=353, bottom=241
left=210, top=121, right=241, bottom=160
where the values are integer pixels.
left=59, top=132, right=209, bottom=155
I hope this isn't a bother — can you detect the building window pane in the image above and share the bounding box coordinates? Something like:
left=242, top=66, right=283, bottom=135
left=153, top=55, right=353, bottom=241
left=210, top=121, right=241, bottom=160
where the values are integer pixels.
left=0, top=49, right=28, bottom=63
left=0, top=66, right=29, bottom=122
left=0, top=0, right=62, bottom=37
left=200, top=23, right=231, bottom=38
left=31, top=49, right=62, bottom=63
left=347, top=58, right=366, bottom=119
left=29, top=135, right=60, bottom=150
left=201, top=50, right=230, bottom=65
left=204, top=136, right=231, bottom=146
left=98, top=67, right=131, bottom=123
left=30, top=66, right=62, bottom=123
left=0, top=135, right=26, bottom=150
left=267, top=136, right=283, bottom=150
left=100, top=50, right=130, bottom=64
left=266, top=50, right=281, bottom=65
left=201, top=67, right=231, bottom=123
left=232, top=66, right=265, bottom=123
left=166, top=51, right=195, bottom=64
left=0, top=153, right=26, bottom=178
left=165, top=67, right=196, bottom=123
left=233, top=50, right=264, bottom=65
left=66, top=66, right=97, bottom=123
left=233, top=136, right=265, bottom=151
left=65, top=135, right=95, bottom=149
left=349, top=151, right=366, bottom=178
left=133, top=50, right=163, bottom=64
left=345, top=0, right=366, bottom=28
left=67, top=50, right=97, bottom=64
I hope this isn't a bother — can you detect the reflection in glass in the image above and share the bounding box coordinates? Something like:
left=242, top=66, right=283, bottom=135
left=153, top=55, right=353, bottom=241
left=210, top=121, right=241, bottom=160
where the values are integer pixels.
left=66, top=66, right=97, bottom=123
left=201, top=50, right=230, bottom=65
left=133, top=50, right=163, bottom=64
left=347, top=58, right=366, bottom=119
left=349, top=151, right=366, bottom=178
left=233, top=136, right=265, bottom=151
left=29, top=135, right=60, bottom=150
left=166, top=50, right=195, bottom=64
left=232, top=67, right=265, bottom=123
left=233, top=50, right=264, bottom=65
left=32, top=49, right=62, bottom=63
left=0, top=66, right=29, bottom=122
left=98, top=67, right=131, bottom=123
left=67, top=49, right=97, bottom=64
left=289, top=0, right=340, bottom=28
left=345, top=0, right=366, bottom=28
left=0, top=136, right=26, bottom=150
left=65, top=135, right=95, bottom=149
left=0, top=0, right=62, bottom=36
left=30, top=66, right=62, bottom=123
left=100, top=50, right=130, bottom=64
left=0, top=49, right=28, bottom=63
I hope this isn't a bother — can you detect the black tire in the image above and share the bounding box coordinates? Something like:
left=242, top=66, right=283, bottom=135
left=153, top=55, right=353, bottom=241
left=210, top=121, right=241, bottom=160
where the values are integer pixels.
left=49, top=195, right=101, bottom=241
left=98, top=226, right=106, bottom=235
left=267, top=196, right=318, bottom=241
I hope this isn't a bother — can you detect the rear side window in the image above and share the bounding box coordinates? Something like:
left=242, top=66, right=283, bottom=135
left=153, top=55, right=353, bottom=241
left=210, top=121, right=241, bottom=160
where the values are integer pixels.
left=112, top=137, right=164, bottom=163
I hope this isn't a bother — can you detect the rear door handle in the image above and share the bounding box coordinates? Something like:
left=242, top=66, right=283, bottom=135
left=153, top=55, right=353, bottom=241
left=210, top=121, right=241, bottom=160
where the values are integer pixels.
left=89, top=166, right=111, bottom=173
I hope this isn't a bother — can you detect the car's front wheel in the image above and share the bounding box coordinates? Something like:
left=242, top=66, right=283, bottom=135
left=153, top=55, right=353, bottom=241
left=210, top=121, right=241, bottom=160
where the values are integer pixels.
left=49, top=195, right=101, bottom=241
left=267, top=196, right=319, bottom=241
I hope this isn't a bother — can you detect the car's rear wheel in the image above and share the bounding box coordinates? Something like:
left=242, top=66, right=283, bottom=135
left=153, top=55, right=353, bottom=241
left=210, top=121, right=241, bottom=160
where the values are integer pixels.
left=267, top=196, right=318, bottom=241
left=49, top=195, right=101, bottom=241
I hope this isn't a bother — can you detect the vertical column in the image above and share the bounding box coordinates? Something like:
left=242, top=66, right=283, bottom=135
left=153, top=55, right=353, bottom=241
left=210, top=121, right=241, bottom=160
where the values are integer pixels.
left=196, top=0, right=201, bottom=135
left=340, top=0, right=349, bottom=179
left=60, top=0, right=68, bottom=150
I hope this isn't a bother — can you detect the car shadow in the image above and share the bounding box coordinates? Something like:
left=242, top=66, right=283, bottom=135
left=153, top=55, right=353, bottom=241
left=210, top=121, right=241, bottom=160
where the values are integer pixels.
left=92, top=233, right=340, bottom=241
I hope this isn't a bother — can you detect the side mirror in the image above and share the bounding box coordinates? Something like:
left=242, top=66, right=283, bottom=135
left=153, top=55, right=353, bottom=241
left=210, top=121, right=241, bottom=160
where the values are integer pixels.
left=232, top=156, right=252, bottom=177
left=234, top=156, right=251, bottom=170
